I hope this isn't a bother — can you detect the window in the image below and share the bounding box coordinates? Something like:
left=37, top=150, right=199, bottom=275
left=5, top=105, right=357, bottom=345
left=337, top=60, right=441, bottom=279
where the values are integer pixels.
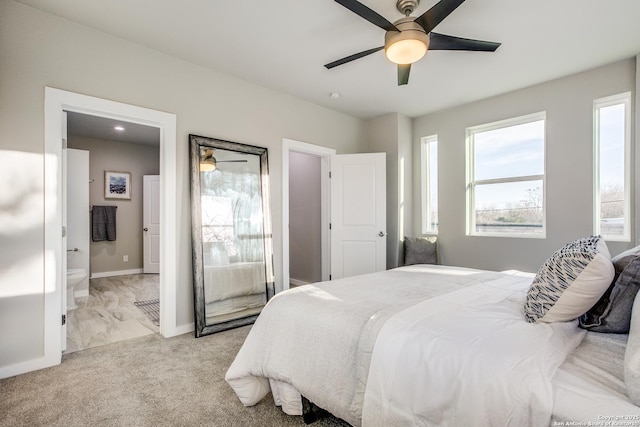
left=421, top=135, right=438, bottom=234
left=466, top=112, right=546, bottom=237
left=594, top=92, right=631, bottom=241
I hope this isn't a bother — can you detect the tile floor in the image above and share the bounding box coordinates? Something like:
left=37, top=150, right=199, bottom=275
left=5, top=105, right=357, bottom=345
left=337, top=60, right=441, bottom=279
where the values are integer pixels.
left=65, top=273, right=159, bottom=354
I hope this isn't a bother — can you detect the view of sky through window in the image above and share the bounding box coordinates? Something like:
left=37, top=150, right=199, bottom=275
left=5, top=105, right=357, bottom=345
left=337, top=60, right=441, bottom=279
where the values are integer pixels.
left=474, top=119, right=545, bottom=211
left=597, top=100, right=627, bottom=238
left=427, top=139, right=438, bottom=232
left=599, top=104, right=625, bottom=191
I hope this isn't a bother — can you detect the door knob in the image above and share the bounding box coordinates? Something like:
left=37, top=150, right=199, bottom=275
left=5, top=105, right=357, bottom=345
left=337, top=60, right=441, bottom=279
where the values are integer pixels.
left=378, top=231, right=387, bottom=237
left=143, top=228, right=149, bottom=232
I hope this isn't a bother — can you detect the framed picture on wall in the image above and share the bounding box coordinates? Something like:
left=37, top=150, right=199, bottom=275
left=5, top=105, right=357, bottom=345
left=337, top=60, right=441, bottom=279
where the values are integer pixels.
left=104, top=171, right=131, bottom=200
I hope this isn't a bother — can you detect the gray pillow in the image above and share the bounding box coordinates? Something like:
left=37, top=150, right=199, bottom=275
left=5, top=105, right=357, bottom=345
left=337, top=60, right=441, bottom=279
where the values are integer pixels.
left=625, top=290, right=640, bottom=405
left=403, top=236, right=437, bottom=266
left=612, top=244, right=640, bottom=275
left=580, top=255, right=640, bottom=333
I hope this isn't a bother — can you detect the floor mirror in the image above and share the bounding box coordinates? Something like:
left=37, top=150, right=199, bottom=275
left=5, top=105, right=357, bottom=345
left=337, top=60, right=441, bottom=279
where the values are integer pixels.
left=189, top=134, right=275, bottom=337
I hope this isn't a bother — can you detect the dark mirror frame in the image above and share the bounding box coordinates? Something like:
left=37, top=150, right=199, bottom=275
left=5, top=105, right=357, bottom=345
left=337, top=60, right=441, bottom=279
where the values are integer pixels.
left=189, top=134, right=275, bottom=337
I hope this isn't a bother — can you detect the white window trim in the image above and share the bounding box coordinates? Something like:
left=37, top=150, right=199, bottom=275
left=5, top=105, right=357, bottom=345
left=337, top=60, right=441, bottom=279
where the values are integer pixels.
left=465, top=112, right=547, bottom=238
left=593, top=92, right=631, bottom=242
left=421, top=135, right=438, bottom=234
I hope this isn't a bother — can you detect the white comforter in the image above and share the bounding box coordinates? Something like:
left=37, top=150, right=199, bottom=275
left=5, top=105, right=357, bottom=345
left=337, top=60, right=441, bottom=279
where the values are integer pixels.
left=225, top=265, right=585, bottom=426
left=362, top=273, right=585, bottom=427
left=204, top=261, right=265, bottom=303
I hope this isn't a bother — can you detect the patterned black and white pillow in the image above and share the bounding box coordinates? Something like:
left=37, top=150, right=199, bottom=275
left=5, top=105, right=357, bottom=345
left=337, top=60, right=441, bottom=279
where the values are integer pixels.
left=524, top=236, right=614, bottom=323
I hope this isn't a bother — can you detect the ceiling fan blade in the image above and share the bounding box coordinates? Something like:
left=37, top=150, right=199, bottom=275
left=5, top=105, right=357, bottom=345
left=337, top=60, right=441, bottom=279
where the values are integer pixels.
left=334, top=0, right=398, bottom=32
left=429, top=33, right=501, bottom=51
left=324, top=46, right=384, bottom=69
left=414, top=0, right=466, bottom=33
left=398, top=64, right=411, bottom=86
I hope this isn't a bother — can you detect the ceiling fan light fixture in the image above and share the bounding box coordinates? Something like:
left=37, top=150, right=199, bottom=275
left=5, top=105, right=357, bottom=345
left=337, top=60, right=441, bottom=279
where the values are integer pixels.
left=384, top=18, right=429, bottom=65
left=386, top=38, right=427, bottom=64
left=199, top=159, right=216, bottom=172
left=200, top=149, right=217, bottom=172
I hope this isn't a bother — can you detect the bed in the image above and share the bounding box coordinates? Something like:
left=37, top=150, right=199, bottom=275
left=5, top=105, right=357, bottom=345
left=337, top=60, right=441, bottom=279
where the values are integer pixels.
left=226, top=238, right=640, bottom=426
left=203, top=262, right=267, bottom=323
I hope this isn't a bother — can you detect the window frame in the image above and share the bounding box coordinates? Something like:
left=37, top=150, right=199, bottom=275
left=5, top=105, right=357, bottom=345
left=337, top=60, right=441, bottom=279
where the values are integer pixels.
left=421, top=135, right=438, bottom=234
left=465, top=111, right=547, bottom=238
left=593, top=92, right=631, bottom=242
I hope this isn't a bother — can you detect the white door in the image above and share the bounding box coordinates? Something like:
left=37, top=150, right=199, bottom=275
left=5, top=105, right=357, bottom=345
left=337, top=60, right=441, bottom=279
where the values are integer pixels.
left=65, top=149, right=90, bottom=350
left=143, top=175, right=160, bottom=274
left=331, top=153, right=386, bottom=279
left=61, top=112, right=68, bottom=348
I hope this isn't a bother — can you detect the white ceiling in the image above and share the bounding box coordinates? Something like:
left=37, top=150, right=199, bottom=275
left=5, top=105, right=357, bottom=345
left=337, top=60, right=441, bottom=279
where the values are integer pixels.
left=17, top=0, right=640, bottom=119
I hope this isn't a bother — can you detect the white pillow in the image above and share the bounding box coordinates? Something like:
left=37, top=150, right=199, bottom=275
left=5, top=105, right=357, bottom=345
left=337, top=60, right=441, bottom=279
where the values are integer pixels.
left=625, top=290, right=640, bottom=405
left=524, top=236, right=614, bottom=323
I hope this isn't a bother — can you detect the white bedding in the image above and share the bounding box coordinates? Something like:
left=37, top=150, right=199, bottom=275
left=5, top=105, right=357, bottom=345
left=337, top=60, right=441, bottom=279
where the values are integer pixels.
left=204, top=261, right=265, bottom=304
left=552, top=332, right=640, bottom=423
left=362, top=273, right=584, bottom=427
left=226, top=265, right=504, bottom=426
left=225, top=265, right=594, bottom=426
left=205, top=292, right=266, bottom=321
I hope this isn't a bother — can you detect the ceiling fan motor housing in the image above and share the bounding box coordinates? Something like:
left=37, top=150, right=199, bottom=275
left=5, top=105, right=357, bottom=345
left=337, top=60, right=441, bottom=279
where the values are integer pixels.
left=396, top=0, right=420, bottom=16
left=384, top=17, right=429, bottom=64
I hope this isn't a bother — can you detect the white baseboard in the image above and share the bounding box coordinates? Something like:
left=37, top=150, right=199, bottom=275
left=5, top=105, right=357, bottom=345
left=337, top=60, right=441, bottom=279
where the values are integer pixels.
left=90, top=268, right=144, bottom=279
left=170, top=323, right=195, bottom=337
left=290, top=278, right=310, bottom=287
left=74, top=289, right=89, bottom=298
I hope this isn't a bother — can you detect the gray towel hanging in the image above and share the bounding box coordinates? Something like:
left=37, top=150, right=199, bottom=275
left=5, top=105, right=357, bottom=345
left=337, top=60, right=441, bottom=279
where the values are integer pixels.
left=92, top=205, right=117, bottom=241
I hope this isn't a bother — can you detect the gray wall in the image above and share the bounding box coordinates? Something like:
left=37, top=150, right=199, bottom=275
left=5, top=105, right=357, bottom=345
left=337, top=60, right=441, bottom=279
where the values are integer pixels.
left=412, top=58, right=638, bottom=273
left=0, top=1, right=366, bottom=368
left=366, top=113, right=414, bottom=269
left=289, top=151, right=322, bottom=284
left=67, top=135, right=160, bottom=275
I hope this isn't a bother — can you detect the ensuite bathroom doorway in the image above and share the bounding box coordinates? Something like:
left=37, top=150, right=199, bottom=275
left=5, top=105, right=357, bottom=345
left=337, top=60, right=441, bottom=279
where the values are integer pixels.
left=64, top=112, right=162, bottom=353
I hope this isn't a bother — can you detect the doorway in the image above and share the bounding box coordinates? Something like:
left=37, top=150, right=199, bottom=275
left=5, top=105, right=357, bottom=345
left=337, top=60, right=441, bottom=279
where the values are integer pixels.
left=282, top=139, right=335, bottom=290
left=42, top=88, right=179, bottom=373
left=65, top=112, right=161, bottom=352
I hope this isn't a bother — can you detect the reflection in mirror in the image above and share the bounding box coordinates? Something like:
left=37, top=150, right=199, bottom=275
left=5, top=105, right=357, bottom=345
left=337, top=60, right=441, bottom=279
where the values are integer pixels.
left=189, top=135, right=274, bottom=337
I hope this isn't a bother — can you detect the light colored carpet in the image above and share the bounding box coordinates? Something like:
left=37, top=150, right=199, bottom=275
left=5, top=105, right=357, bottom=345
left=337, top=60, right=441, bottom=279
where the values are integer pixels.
left=0, top=326, right=350, bottom=427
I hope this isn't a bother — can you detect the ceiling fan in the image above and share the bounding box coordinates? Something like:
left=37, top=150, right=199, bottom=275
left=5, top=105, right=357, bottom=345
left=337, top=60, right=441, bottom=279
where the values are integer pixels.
left=325, top=0, right=501, bottom=85
left=200, top=149, right=248, bottom=172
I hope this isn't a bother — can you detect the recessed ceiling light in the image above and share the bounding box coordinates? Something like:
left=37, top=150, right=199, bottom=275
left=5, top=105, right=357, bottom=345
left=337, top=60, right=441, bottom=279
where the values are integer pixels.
left=114, top=125, right=125, bottom=131
left=330, top=92, right=340, bottom=100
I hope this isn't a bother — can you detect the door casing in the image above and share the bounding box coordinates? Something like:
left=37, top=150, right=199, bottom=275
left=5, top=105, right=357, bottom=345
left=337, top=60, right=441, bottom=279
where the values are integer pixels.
left=0, top=87, right=180, bottom=379
left=282, top=139, right=387, bottom=290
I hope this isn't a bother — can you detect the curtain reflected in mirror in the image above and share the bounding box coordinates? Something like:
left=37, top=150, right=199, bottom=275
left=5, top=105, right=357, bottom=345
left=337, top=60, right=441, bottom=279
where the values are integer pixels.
left=190, top=135, right=274, bottom=337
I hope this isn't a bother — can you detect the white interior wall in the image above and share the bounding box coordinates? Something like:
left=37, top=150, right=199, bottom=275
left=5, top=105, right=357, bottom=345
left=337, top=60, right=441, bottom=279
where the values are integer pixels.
left=0, top=1, right=366, bottom=370
left=412, top=58, right=638, bottom=272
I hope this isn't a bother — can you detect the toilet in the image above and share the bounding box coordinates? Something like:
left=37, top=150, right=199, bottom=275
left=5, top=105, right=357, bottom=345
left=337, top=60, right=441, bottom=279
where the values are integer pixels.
left=66, top=268, right=86, bottom=310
